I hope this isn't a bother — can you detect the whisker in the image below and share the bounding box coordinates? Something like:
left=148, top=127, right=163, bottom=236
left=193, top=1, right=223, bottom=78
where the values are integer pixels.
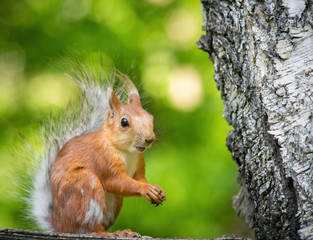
left=154, top=128, right=166, bottom=140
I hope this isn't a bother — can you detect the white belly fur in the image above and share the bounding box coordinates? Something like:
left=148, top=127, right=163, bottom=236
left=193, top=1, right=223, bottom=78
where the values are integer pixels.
left=122, top=152, right=139, bottom=178
left=121, top=152, right=139, bottom=178
left=103, top=152, right=139, bottom=229
left=103, top=193, right=116, bottom=229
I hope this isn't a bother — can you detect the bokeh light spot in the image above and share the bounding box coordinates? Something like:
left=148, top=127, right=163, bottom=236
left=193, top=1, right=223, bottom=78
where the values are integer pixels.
left=141, top=51, right=176, bottom=100
left=168, top=65, right=203, bottom=111
left=0, top=50, right=25, bottom=80
left=147, top=0, right=173, bottom=6
left=0, top=50, right=25, bottom=115
left=92, top=0, right=137, bottom=35
left=166, top=10, right=199, bottom=49
left=26, top=73, right=77, bottom=110
left=61, top=0, right=91, bottom=21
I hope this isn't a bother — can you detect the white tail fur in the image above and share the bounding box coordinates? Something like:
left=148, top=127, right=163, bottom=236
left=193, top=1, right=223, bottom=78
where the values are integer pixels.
left=28, top=56, right=136, bottom=230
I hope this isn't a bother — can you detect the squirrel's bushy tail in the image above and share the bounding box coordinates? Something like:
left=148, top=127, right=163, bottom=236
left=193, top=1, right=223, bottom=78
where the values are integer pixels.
left=28, top=55, right=133, bottom=231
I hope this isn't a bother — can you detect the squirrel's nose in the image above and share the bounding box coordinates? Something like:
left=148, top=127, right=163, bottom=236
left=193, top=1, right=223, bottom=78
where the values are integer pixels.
left=145, top=137, right=155, bottom=145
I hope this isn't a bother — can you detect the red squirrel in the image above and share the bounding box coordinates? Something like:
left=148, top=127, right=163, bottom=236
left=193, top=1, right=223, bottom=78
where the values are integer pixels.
left=29, top=65, right=166, bottom=238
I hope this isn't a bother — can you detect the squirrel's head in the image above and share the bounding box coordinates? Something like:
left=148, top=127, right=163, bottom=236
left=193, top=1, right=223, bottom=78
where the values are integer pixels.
left=105, top=88, right=156, bottom=154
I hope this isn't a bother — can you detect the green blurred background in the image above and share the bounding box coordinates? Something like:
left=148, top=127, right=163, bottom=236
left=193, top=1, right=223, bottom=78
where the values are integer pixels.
left=0, top=0, right=253, bottom=239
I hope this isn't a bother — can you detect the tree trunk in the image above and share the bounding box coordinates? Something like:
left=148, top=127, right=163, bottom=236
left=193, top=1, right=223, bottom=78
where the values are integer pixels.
left=198, top=1, right=313, bottom=239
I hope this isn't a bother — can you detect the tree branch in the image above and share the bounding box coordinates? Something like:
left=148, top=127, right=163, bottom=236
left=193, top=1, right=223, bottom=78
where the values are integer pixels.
left=0, top=228, right=251, bottom=240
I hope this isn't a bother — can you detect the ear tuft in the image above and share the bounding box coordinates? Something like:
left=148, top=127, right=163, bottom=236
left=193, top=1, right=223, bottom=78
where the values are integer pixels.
left=129, top=93, right=142, bottom=107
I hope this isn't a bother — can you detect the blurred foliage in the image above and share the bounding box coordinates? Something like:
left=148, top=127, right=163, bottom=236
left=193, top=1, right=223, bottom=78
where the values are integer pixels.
left=0, top=0, right=253, bottom=239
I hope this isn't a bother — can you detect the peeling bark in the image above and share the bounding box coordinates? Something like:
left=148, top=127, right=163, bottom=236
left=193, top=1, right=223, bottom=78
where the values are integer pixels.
left=198, top=0, right=313, bottom=239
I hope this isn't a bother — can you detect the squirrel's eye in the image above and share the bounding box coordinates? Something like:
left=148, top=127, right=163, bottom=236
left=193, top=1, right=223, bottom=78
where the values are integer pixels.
left=121, top=118, right=130, bottom=127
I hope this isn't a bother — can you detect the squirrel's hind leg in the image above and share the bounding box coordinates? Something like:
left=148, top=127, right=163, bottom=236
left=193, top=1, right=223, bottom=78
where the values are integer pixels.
left=50, top=167, right=141, bottom=237
left=85, top=195, right=140, bottom=238
left=50, top=168, right=106, bottom=233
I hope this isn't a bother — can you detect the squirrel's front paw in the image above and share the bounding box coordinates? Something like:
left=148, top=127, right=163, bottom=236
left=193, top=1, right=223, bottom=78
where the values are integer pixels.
left=143, top=184, right=166, bottom=206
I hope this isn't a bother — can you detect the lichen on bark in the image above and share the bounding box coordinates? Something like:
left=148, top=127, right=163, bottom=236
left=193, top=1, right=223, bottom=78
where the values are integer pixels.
left=198, top=0, right=313, bottom=239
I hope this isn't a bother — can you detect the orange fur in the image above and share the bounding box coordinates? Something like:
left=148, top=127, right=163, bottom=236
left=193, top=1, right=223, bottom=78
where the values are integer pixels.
left=49, top=91, right=166, bottom=237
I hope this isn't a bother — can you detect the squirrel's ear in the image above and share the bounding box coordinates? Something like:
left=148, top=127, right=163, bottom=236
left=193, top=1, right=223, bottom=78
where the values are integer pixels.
left=108, top=90, right=121, bottom=118
left=129, top=93, right=142, bottom=107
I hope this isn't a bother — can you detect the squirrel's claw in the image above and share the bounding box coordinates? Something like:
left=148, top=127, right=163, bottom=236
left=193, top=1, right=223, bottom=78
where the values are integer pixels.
left=144, top=184, right=166, bottom=207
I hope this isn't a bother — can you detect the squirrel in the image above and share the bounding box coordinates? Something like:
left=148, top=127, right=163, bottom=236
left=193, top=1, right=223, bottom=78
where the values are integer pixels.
left=27, top=59, right=166, bottom=238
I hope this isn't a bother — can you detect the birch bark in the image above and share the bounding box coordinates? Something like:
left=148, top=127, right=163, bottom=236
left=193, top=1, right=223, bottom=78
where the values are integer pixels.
left=198, top=1, right=313, bottom=239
